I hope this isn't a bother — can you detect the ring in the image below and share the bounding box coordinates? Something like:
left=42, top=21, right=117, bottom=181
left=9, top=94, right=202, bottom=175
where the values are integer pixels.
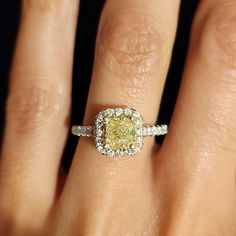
left=72, top=108, right=168, bottom=157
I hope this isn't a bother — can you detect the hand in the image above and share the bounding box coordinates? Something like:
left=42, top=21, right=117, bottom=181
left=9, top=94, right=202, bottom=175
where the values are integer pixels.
left=0, top=0, right=236, bottom=235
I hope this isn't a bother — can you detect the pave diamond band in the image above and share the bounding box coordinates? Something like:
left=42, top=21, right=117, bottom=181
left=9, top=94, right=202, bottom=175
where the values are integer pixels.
left=142, top=125, right=168, bottom=136
left=72, top=125, right=168, bottom=137
left=72, top=126, right=94, bottom=137
left=71, top=108, right=168, bottom=157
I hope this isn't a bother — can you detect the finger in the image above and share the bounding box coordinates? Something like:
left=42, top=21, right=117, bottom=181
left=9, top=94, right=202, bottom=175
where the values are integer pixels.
left=57, top=0, right=180, bottom=233
left=0, top=0, right=79, bottom=226
left=156, top=1, right=236, bottom=234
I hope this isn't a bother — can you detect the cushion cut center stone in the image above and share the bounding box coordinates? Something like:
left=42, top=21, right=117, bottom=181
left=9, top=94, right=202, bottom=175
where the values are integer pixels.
left=104, top=115, right=137, bottom=151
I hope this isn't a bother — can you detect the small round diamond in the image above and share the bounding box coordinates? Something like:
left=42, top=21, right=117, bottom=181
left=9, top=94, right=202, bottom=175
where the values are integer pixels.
left=147, top=127, right=152, bottom=135
left=115, top=150, right=120, bottom=156
left=136, top=129, right=142, bottom=136
left=156, top=126, right=161, bottom=134
left=152, top=126, right=156, bottom=133
left=132, top=111, right=140, bottom=118
left=122, top=150, right=129, bottom=156
left=133, top=147, right=140, bottom=154
left=107, top=150, right=115, bottom=156
left=97, top=146, right=103, bottom=151
left=96, top=129, right=103, bottom=136
left=115, top=108, right=123, bottom=116
left=124, top=108, right=131, bottom=115
left=137, top=137, right=142, bottom=143
left=136, top=119, right=142, bottom=126
left=95, top=116, right=103, bottom=127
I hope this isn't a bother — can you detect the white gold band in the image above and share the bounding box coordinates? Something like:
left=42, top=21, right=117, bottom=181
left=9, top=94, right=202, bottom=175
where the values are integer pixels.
left=71, top=124, right=168, bottom=137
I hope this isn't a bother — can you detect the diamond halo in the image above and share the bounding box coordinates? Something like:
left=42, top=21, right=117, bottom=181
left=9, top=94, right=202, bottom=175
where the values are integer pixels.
left=95, top=108, right=143, bottom=157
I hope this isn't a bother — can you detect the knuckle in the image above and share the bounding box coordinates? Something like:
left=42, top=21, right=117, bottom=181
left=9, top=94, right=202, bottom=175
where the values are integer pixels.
left=96, top=12, right=165, bottom=77
left=6, top=84, right=66, bottom=135
left=195, top=5, right=236, bottom=78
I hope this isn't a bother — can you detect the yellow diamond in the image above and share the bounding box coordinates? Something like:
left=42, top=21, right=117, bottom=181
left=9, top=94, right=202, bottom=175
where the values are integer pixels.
left=104, top=115, right=138, bottom=151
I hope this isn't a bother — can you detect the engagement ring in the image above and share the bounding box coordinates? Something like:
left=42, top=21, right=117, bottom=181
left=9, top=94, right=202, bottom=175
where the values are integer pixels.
left=72, top=108, right=168, bottom=157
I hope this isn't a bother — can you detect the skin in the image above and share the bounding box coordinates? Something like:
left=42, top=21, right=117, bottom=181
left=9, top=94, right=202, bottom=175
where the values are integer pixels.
left=0, top=0, right=236, bottom=235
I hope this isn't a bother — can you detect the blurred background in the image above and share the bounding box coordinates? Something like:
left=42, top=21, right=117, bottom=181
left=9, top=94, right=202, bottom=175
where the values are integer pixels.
left=0, top=0, right=199, bottom=170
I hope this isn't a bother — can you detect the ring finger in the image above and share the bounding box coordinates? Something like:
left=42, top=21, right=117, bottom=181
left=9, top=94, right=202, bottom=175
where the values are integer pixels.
left=56, top=0, right=180, bottom=234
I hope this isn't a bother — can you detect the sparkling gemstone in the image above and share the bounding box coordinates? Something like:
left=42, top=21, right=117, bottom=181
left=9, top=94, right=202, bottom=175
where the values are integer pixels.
left=147, top=127, right=152, bottom=135
left=124, top=108, right=131, bottom=115
left=95, top=108, right=143, bottom=156
left=115, top=108, right=123, bottom=115
left=104, top=115, right=138, bottom=151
